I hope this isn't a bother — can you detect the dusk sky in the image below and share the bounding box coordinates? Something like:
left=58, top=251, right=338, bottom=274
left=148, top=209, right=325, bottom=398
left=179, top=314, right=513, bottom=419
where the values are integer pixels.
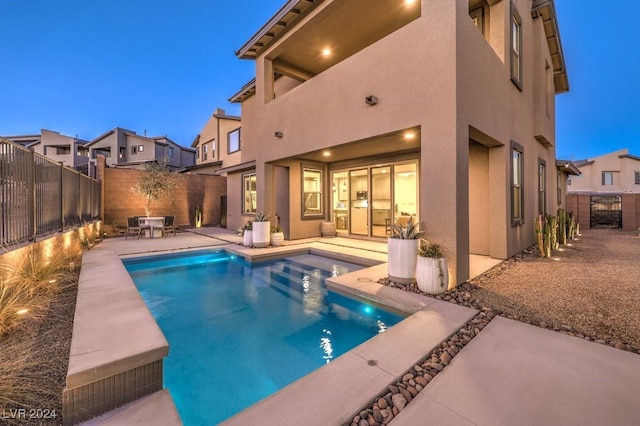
left=1, top=0, right=638, bottom=161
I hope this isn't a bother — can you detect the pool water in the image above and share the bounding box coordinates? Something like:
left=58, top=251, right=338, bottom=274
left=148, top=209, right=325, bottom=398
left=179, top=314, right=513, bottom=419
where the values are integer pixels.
left=124, top=250, right=404, bottom=425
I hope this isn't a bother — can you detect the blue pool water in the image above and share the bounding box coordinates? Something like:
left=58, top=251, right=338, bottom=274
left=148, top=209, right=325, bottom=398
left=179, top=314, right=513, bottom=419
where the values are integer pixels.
left=123, top=250, right=404, bottom=425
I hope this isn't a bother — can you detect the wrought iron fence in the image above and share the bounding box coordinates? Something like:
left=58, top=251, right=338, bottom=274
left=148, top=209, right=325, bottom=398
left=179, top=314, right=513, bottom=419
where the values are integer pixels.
left=0, top=137, right=101, bottom=246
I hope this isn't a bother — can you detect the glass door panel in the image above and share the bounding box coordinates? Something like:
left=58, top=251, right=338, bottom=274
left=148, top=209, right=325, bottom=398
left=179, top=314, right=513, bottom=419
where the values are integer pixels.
left=332, top=171, right=349, bottom=232
left=371, top=166, right=392, bottom=237
left=349, top=169, right=369, bottom=235
left=393, top=162, right=418, bottom=226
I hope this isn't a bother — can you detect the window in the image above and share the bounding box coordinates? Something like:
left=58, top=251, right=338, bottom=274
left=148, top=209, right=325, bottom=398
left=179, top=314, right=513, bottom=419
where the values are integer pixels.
left=510, top=2, right=522, bottom=90
left=635, top=171, right=640, bottom=185
left=302, top=168, right=323, bottom=217
left=119, top=147, right=126, bottom=159
left=228, top=128, right=241, bottom=154
left=602, top=172, right=614, bottom=186
left=131, top=145, right=138, bottom=155
left=196, top=146, right=199, bottom=160
left=168, top=147, right=174, bottom=158
left=203, top=144, right=208, bottom=161
left=138, top=145, right=144, bottom=152
left=538, top=160, right=546, bottom=216
left=511, top=141, right=524, bottom=226
left=211, top=140, right=217, bottom=159
left=243, top=173, right=257, bottom=214
left=557, top=172, right=563, bottom=205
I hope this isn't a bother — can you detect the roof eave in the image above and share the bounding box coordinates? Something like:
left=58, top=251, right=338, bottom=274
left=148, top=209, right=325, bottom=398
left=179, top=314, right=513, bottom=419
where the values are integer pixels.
left=532, top=0, right=569, bottom=94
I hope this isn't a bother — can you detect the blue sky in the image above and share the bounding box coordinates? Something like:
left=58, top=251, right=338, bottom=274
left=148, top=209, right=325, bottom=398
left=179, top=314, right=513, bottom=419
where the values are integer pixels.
left=1, top=1, right=637, bottom=160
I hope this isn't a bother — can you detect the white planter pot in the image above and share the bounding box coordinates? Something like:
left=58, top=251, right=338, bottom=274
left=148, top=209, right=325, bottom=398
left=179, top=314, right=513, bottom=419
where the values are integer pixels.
left=252, top=222, right=271, bottom=248
left=243, top=230, right=253, bottom=247
left=387, top=238, right=418, bottom=284
left=416, top=256, right=449, bottom=295
left=271, top=232, right=284, bottom=247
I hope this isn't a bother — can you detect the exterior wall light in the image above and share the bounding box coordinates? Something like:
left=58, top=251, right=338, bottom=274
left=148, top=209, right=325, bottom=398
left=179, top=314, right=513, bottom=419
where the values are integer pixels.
left=365, top=95, right=378, bottom=106
left=275, top=131, right=283, bottom=138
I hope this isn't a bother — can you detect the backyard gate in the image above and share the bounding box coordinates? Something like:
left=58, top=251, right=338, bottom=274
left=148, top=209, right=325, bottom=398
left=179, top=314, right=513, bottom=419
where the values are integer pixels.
left=590, top=195, right=622, bottom=229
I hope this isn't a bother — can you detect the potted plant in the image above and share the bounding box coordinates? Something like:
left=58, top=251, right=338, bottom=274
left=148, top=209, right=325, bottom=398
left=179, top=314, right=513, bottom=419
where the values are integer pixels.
left=271, top=225, right=284, bottom=247
left=416, top=240, right=449, bottom=294
left=252, top=211, right=271, bottom=248
left=388, top=216, right=424, bottom=284
left=241, top=221, right=253, bottom=247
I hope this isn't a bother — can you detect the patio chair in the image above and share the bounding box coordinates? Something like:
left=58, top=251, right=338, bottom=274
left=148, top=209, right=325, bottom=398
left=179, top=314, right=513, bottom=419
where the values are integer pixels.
left=133, top=216, right=152, bottom=238
left=126, top=217, right=144, bottom=239
left=162, top=215, right=176, bottom=237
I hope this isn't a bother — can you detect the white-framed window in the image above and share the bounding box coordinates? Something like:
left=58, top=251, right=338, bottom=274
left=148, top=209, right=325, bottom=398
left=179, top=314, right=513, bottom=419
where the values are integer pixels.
left=211, top=140, right=216, bottom=159
left=302, top=168, right=323, bottom=217
left=602, top=171, right=613, bottom=186
left=168, top=146, right=174, bottom=158
left=510, top=2, right=523, bottom=90
left=203, top=144, right=208, bottom=161
left=511, top=141, right=524, bottom=226
left=243, top=173, right=257, bottom=214
left=138, top=145, right=144, bottom=152
left=228, top=128, right=241, bottom=154
left=196, top=146, right=199, bottom=160
left=635, top=171, right=640, bottom=185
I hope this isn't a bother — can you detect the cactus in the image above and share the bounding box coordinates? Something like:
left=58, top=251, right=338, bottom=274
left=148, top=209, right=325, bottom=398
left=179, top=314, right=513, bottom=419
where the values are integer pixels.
left=195, top=206, right=202, bottom=228
left=535, top=215, right=545, bottom=257
left=543, top=221, right=552, bottom=258
left=558, top=208, right=566, bottom=245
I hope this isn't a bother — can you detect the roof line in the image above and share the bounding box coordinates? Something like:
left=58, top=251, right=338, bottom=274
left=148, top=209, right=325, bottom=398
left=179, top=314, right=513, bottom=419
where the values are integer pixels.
left=235, top=1, right=301, bottom=58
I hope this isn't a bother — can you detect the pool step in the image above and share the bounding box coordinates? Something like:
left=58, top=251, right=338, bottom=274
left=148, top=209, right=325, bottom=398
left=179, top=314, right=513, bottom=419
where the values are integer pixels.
left=124, top=251, right=231, bottom=274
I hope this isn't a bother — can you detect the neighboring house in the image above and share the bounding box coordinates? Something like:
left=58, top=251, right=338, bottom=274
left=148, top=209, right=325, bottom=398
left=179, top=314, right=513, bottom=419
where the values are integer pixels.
left=86, top=127, right=195, bottom=171
left=567, top=149, right=640, bottom=230
left=188, top=108, right=242, bottom=175
left=225, top=0, right=569, bottom=285
left=4, top=129, right=90, bottom=172
left=568, top=149, right=640, bottom=194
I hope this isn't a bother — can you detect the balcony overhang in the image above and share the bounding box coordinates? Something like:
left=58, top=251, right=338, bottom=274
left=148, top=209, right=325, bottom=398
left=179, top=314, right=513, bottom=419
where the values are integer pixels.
left=236, top=0, right=421, bottom=81
left=531, top=0, right=569, bottom=94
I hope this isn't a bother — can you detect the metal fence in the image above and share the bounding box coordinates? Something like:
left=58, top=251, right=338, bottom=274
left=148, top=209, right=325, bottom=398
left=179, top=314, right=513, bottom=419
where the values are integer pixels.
left=0, top=137, right=101, bottom=246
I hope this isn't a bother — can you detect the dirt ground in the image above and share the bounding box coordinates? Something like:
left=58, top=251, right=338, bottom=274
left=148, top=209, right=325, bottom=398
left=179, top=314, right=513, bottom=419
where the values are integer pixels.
left=468, top=228, right=640, bottom=349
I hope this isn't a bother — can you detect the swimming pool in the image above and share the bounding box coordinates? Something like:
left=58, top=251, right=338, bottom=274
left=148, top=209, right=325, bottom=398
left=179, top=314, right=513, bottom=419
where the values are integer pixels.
left=123, top=250, right=404, bottom=425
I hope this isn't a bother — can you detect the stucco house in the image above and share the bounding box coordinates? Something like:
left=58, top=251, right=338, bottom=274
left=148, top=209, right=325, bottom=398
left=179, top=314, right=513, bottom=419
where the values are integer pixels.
left=188, top=108, right=242, bottom=175
left=224, top=0, right=569, bottom=285
left=86, top=127, right=195, bottom=171
left=4, top=129, right=90, bottom=172
left=567, top=149, right=640, bottom=230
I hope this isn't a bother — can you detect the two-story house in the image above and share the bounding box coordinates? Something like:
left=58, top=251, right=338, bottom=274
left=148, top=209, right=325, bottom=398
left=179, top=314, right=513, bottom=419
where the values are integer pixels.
left=226, top=0, right=569, bottom=285
left=188, top=108, right=242, bottom=175
left=86, top=127, right=195, bottom=171
left=4, top=129, right=90, bottom=173
left=567, top=148, right=640, bottom=230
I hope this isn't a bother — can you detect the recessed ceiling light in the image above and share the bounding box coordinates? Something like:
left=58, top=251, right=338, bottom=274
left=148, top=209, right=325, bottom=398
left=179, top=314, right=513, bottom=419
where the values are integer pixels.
left=404, top=132, right=416, bottom=140
left=405, top=0, right=416, bottom=5
left=322, top=151, right=331, bottom=157
left=322, top=48, right=331, bottom=56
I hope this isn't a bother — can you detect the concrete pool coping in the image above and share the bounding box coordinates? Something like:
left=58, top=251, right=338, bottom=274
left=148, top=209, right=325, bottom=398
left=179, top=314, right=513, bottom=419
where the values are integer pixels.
left=74, top=234, right=477, bottom=425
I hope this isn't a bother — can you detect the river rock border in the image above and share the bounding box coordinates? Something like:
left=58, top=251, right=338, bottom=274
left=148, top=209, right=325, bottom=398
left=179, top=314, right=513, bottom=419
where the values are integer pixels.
left=344, top=309, right=495, bottom=426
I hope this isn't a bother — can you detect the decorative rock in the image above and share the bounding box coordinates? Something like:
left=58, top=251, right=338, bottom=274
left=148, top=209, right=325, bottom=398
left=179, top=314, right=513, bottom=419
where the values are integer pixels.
left=440, top=351, right=452, bottom=365
left=372, top=408, right=383, bottom=423
left=378, top=398, right=388, bottom=409
left=413, top=364, right=423, bottom=372
left=391, top=394, right=407, bottom=411
left=407, top=386, right=418, bottom=397
left=381, top=409, right=393, bottom=423
left=366, top=414, right=380, bottom=426
left=400, top=388, right=412, bottom=402
left=415, top=384, right=423, bottom=392
left=402, top=373, right=414, bottom=382
left=360, top=410, right=369, bottom=420
left=415, top=376, right=428, bottom=386
left=388, top=385, right=399, bottom=394
left=358, top=419, right=368, bottom=426
left=392, top=407, right=399, bottom=416
left=447, top=346, right=459, bottom=357
left=615, top=341, right=627, bottom=350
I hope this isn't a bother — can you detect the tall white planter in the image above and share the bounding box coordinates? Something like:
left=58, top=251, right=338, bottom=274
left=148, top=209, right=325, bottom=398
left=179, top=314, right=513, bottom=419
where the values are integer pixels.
left=243, top=230, right=253, bottom=247
left=252, top=221, right=271, bottom=248
left=387, top=238, right=418, bottom=284
left=416, top=256, right=449, bottom=295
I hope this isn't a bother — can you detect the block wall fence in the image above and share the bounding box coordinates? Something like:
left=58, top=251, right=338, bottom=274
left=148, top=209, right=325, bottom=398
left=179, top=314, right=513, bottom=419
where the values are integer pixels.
left=97, top=156, right=226, bottom=228
left=567, top=193, right=640, bottom=231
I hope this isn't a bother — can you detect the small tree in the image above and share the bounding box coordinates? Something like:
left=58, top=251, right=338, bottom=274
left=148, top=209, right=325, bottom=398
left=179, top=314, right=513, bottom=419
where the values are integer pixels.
left=130, top=157, right=182, bottom=216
